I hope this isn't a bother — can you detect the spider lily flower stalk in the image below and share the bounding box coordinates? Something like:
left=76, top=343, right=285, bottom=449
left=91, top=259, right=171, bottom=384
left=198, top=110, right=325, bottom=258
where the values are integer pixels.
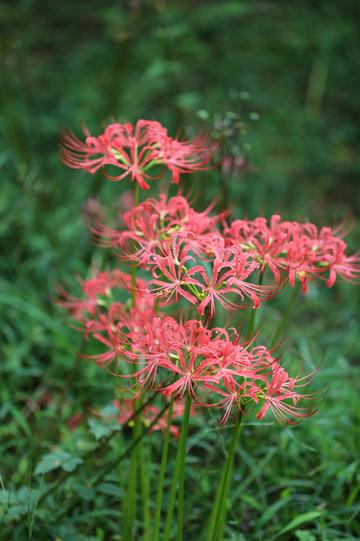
left=60, top=266, right=319, bottom=541
left=58, top=258, right=318, bottom=525
left=58, top=118, right=360, bottom=540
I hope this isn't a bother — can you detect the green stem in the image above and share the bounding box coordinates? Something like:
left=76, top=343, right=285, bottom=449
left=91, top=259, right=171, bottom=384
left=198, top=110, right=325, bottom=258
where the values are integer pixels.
left=208, top=270, right=260, bottom=538
left=153, top=398, right=175, bottom=541
left=140, top=428, right=151, bottom=541
left=124, top=408, right=142, bottom=541
left=205, top=466, right=225, bottom=541
left=270, top=281, right=301, bottom=348
left=210, top=413, right=245, bottom=541
left=163, top=395, right=192, bottom=541
left=176, top=395, right=192, bottom=541
left=127, top=181, right=141, bottom=540
left=117, top=432, right=125, bottom=526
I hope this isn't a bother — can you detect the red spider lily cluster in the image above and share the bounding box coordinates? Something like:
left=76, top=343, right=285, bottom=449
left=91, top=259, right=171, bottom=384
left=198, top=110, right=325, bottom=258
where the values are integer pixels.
left=60, top=120, right=214, bottom=189
left=58, top=269, right=316, bottom=424
left=59, top=119, right=359, bottom=427
left=85, top=194, right=277, bottom=318
left=225, top=215, right=360, bottom=292
left=85, top=194, right=359, bottom=310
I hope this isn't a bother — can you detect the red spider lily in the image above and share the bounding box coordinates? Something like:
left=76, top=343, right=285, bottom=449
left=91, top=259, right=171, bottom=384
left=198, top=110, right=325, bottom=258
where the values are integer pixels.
left=105, top=211, right=279, bottom=318
left=161, top=355, right=220, bottom=397
left=228, top=247, right=279, bottom=304
left=82, top=297, right=159, bottom=368
left=56, top=116, right=360, bottom=438
left=130, top=319, right=209, bottom=394
left=86, top=194, right=225, bottom=257
left=189, top=232, right=227, bottom=260
left=57, top=269, right=146, bottom=321
left=255, top=365, right=319, bottom=424
left=225, top=215, right=293, bottom=281
left=109, top=318, right=209, bottom=396
left=125, top=318, right=178, bottom=391
left=152, top=133, right=217, bottom=183
left=196, top=248, right=273, bottom=318
left=60, top=124, right=126, bottom=172
left=203, top=378, right=247, bottom=424
left=57, top=270, right=129, bottom=320
left=60, top=121, right=166, bottom=189
left=58, top=127, right=360, bottom=431
left=84, top=303, right=126, bottom=337
left=147, top=237, right=203, bottom=305
left=95, top=314, right=316, bottom=424
left=226, top=214, right=360, bottom=291
left=81, top=333, right=121, bottom=366
left=326, top=251, right=360, bottom=287
left=196, top=260, right=244, bottom=318
left=61, top=121, right=215, bottom=189
left=59, top=269, right=319, bottom=424
left=309, top=231, right=360, bottom=287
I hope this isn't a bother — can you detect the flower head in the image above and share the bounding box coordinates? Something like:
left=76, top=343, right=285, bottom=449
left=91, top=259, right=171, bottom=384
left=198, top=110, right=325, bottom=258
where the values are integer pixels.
left=60, top=120, right=215, bottom=189
left=225, top=215, right=360, bottom=291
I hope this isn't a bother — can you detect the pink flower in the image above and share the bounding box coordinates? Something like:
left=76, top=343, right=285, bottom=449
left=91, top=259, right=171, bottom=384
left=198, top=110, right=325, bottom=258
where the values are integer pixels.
left=196, top=254, right=245, bottom=318
left=225, top=215, right=360, bottom=291
left=61, top=121, right=215, bottom=189
left=57, top=269, right=141, bottom=321
left=225, top=215, right=293, bottom=282
left=195, top=247, right=275, bottom=318
left=87, top=193, right=224, bottom=251
left=256, top=365, right=319, bottom=424
left=148, top=237, right=202, bottom=306
left=153, top=133, right=217, bottom=184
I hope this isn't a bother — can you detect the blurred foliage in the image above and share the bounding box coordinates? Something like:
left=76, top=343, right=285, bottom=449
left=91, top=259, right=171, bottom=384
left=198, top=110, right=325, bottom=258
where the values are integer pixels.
left=0, top=0, right=359, bottom=539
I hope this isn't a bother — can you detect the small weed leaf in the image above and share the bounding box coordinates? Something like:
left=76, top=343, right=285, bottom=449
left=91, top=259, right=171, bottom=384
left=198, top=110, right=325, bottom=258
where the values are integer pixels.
left=87, top=417, right=120, bottom=440
left=0, top=487, right=39, bottom=523
left=34, top=451, right=83, bottom=475
left=274, top=511, right=323, bottom=538
left=295, top=530, right=317, bottom=541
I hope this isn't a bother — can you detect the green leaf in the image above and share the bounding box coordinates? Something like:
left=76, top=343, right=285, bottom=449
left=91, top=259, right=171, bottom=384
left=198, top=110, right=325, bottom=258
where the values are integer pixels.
left=0, top=487, right=39, bottom=523
left=34, top=451, right=83, bottom=475
left=241, top=493, right=262, bottom=512
left=295, top=530, right=317, bottom=541
left=97, top=482, right=123, bottom=498
left=87, top=418, right=120, bottom=440
left=73, top=484, right=96, bottom=502
left=258, top=497, right=291, bottom=527
left=88, top=419, right=112, bottom=440
left=274, top=511, right=323, bottom=538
